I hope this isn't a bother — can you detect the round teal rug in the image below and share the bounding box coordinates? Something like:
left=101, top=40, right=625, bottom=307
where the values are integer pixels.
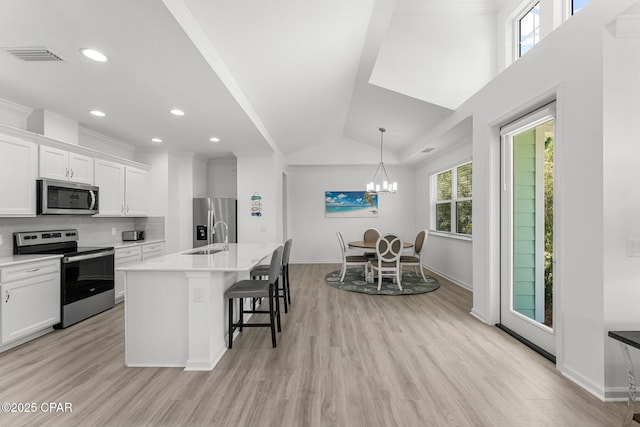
left=325, top=268, right=440, bottom=295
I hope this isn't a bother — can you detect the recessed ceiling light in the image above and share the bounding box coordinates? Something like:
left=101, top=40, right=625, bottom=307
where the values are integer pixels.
left=151, top=138, right=162, bottom=143
left=89, top=110, right=106, bottom=117
left=170, top=109, right=184, bottom=116
left=80, top=48, right=107, bottom=62
left=209, top=137, right=220, bottom=143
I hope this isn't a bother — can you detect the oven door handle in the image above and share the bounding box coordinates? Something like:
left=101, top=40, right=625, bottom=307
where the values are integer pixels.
left=63, top=250, right=114, bottom=264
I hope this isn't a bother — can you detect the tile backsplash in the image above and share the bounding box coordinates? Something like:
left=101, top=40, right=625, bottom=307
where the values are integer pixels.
left=133, top=217, right=165, bottom=241
left=0, top=216, right=165, bottom=257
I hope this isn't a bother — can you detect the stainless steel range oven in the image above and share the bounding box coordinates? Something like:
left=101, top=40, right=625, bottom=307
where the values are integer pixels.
left=14, top=229, right=114, bottom=328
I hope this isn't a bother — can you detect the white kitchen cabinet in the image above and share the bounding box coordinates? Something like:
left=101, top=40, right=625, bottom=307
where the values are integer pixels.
left=94, top=160, right=147, bottom=217
left=39, top=145, right=94, bottom=184
left=0, top=135, right=37, bottom=216
left=141, top=241, right=165, bottom=261
left=114, top=246, right=142, bottom=303
left=124, top=167, right=147, bottom=216
left=94, top=159, right=125, bottom=215
left=114, top=241, right=164, bottom=303
left=0, top=259, right=60, bottom=346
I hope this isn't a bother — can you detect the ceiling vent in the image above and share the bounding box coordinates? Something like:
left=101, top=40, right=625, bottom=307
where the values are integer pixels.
left=5, top=47, right=63, bottom=62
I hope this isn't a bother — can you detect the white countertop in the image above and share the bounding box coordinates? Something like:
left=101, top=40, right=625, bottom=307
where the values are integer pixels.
left=111, top=239, right=165, bottom=249
left=117, top=243, right=280, bottom=272
left=0, top=253, right=62, bottom=268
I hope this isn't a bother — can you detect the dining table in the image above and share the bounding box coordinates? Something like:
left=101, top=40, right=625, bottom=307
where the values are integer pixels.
left=348, top=240, right=413, bottom=249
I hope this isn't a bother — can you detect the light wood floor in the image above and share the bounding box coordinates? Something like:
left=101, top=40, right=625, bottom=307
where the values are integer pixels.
left=0, top=264, right=625, bottom=426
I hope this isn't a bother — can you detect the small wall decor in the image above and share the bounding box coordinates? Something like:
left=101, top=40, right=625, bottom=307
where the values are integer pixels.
left=251, top=192, right=262, bottom=216
left=325, top=191, right=378, bottom=218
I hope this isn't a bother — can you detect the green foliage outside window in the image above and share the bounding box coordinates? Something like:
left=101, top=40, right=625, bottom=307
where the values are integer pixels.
left=457, top=163, right=472, bottom=198
left=434, top=162, right=472, bottom=235
left=437, top=170, right=452, bottom=200
left=436, top=203, right=451, bottom=232
left=457, top=201, right=472, bottom=235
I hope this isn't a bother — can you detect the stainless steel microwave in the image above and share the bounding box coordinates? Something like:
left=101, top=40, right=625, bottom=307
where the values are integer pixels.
left=37, top=179, right=99, bottom=215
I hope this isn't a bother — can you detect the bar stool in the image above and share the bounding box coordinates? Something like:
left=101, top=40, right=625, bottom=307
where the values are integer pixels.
left=250, top=239, right=292, bottom=312
left=225, top=246, right=283, bottom=348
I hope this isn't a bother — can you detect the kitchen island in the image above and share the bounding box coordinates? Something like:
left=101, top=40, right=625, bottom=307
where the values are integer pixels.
left=118, top=242, right=280, bottom=371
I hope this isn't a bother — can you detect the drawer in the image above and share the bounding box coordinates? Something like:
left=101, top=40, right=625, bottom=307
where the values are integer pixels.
left=115, top=246, right=142, bottom=261
left=142, top=243, right=164, bottom=255
left=0, top=260, right=60, bottom=283
left=115, top=254, right=141, bottom=267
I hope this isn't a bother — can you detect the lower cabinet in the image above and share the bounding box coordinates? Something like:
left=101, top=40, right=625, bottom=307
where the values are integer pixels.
left=0, top=259, right=60, bottom=346
left=141, top=242, right=165, bottom=261
left=115, top=246, right=142, bottom=303
left=115, top=241, right=165, bottom=303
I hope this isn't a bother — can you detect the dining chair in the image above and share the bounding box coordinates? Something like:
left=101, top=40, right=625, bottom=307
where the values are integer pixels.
left=363, top=227, right=380, bottom=258
left=336, top=231, right=369, bottom=282
left=400, top=230, right=428, bottom=281
left=225, top=245, right=283, bottom=348
left=370, top=234, right=402, bottom=291
left=250, top=238, right=292, bottom=313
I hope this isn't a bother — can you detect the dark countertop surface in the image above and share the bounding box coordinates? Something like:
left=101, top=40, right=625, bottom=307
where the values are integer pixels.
left=609, top=331, right=640, bottom=350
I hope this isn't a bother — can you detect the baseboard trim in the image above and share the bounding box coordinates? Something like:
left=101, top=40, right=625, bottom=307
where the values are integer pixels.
left=469, top=309, right=488, bottom=324
left=559, top=364, right=606, bottom=401
left=495, top=323, right=556, bottom=364
left=603, top=386, right=629, bottom=402
left=423, top=264, right=472, bottom=291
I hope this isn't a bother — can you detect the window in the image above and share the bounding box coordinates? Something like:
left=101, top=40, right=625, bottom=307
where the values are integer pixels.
left=432, top=162, right=472, bottom=236
left=571, top=0, right=590, bottom=14
left=518, top=2, right=540, bottom=58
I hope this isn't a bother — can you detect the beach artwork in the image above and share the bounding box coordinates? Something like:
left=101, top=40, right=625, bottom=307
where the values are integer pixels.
left=325, top=191, right=378, bottom=218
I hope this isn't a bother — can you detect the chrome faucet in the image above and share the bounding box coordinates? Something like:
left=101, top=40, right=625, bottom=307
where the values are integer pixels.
left=212, top=220, right=229, bottom=251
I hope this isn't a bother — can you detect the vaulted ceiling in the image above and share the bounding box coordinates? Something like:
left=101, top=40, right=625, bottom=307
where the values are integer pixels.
left=0, top=0, right=500, bottom=163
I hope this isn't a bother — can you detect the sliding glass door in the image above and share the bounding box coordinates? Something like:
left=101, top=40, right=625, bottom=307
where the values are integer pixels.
left=500, top=104, right=556, bottom=356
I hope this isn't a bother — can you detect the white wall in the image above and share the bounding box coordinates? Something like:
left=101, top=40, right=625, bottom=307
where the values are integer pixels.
left=192, top=156, right=207, bottom=198
left=207, top=157, right=237, bottom=198
left=415, top=142, right=473, bottom=289
left=497, top=0, right=570, bottom=72
left=427, top=0, right=639, bottom=400
left=0, top=98, right=29, bottom=129
left=602, top=4, right=640, bottom=398
left=135, top=151, right=169, bottom=217
left=236, top=154, right=282, bottom=244
left=370, top=5, right=497, bottom=109
left=287, top=164, right=416, bottom=263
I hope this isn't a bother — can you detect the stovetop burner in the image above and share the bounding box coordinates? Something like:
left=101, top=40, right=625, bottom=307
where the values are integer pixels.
left=13, top=229, right=113, bottom=256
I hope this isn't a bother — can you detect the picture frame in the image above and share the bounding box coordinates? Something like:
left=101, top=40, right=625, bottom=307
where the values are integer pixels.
left=325, top=191, right=378, bottom=218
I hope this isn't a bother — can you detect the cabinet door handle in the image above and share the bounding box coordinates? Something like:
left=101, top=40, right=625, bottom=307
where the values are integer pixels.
left=126, top=205, right=130, bottom=213
left=65, top=167, right=69, bottom=178
left=70, top=168, right=74, bottom=178
left=5, top=291, right=9, bottom=303
left=26, top=268, right=40, bottom=273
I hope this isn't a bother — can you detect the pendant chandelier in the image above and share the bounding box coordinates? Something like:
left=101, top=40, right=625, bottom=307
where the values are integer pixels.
left=366, top=127, right=397, bottom=194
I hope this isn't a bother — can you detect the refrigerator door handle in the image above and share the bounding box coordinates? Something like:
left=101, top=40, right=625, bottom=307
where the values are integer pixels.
left=207, top=209, right=213, bottom=246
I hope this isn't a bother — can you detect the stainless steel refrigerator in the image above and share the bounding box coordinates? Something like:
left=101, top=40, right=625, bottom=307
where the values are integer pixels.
left=193, top=197, right=237, bottom=248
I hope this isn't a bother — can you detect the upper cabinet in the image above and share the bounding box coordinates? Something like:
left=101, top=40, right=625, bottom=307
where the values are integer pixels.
left=124, top=166, right=148, bottom=216
left=0, top=135, right=37, bottom=216
left=94, top=159, right=147, bottom=217
left=39, top=145, right=94, bottom=184
left=0, top=125, right=151, bottom=218
left=94, top=159, right=125, bottom=216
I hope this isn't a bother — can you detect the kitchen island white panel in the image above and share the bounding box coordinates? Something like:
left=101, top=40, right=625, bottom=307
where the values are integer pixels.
left=125, top=271, right=189, bottom=367
left=120, top=243, right=280, bottom=371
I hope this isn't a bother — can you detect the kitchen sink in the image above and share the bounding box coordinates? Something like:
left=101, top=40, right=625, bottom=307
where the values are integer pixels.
left=185, top=249, right=223, bottom=255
